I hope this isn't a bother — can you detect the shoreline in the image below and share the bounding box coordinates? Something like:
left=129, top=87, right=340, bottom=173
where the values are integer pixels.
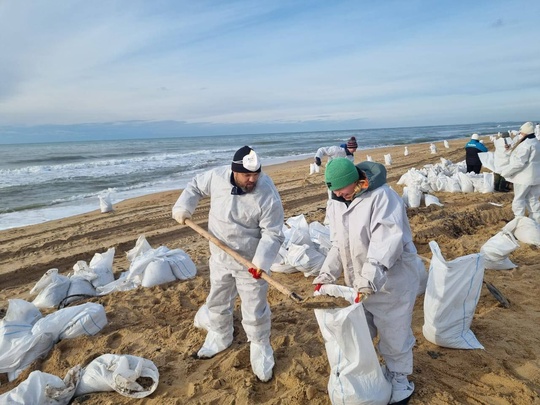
left=0, top=134, right=488, bottom=232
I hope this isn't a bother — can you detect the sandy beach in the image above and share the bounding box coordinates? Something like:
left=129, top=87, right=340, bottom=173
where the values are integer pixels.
left=1, top=137, right=539, bottom=404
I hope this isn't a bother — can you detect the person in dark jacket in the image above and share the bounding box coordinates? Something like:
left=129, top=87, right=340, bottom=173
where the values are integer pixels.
left=465, top=133, right=488, bottom=174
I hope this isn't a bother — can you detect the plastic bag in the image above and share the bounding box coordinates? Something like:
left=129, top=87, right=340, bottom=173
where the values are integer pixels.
left=480, top=231, right=519, bottom=270
left=99, top=192, right=114, bottom=213
left=75, top=354, right=159, bottom=398
left=0, top=366, right=81, bottom=405
left=422, top=241, right=484, bottom=349
left=503, top=217, right=540, bottom=246
left=314, top=285, right=392, bottom=405
left=31, top=272, right=71, bottom=309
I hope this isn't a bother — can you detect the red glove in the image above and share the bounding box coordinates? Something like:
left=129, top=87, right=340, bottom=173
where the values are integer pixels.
left=314, top=284, right=323, bottom=292
left=354, top=292, right=362, bottom=303
left=248, top=268, right=263, bottom=279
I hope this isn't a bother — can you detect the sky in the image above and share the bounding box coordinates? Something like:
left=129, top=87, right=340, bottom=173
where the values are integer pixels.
left=1, top=0, right=539, bottom=143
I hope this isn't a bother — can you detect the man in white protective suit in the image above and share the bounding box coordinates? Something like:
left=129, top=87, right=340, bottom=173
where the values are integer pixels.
left=312, top=158, right=424, bottom=405
left=500, top=121, right=540, bottom=223
left=314, top=136, right=358, bottom=167
left=172, top=146, right=285, bottom=382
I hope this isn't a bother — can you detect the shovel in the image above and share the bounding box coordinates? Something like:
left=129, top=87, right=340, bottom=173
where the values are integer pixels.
left=184, top=219, right=350, bottom=309
left=418, top=255, right=510, bottom=308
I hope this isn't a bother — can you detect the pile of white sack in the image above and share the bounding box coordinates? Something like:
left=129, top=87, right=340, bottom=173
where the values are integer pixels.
left=270, top=214, right=330, bottom=277
left=397, top=158, right=494, bottom=208
left=29, top=235, right=197, bottom=309
left=0, top=351, right=159, bottom=404
left=0, top=299, right=108, bottom=382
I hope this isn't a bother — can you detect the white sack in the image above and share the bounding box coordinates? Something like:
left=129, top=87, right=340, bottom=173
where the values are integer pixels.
left=3, top=299, right=42, bottom=325
left=480, top=231, right=519, bottom=270
left=444, top=140, right=450, bottom=148
left=88, top=248, right=116, bottom=288
left=285, top=214, right=313, bottom=247
left=503, top=217, right=540, bottom=246
left=141, top=259, right=176, bottom=287
left=72, top=261, right=98, bottom=284
left=407, top=187, right=422, bottom=208
left=75, top=354, right=159, bottom=398
left=63, top=276, right=97, bottom=306
left=126, top=235, right=153, bottom=262
left=425, top=194, right=443, bottom=207
left=166, top=250, right=197, bottom=280
left=309, top=163, right=320, bottom=175
left=483, top=173, right=494, bottom=193
left=270, top=246, right=298, bottom=274
left=287, top=243, right=325, bottom=277
left=439, top=175, right=460, bottom=193
left=423, top=241, right=484, bottom=349
left=96, top=273, right=138, bottom=296
left=32, top=302, right=107, bottom=341
left=32, top=273, right=71, bottom=309
left=99, top=193, right=114, bottom=213
left=2, top=302, right=104, bottom=380
left=404, top=146, right=409, bottom=156
left=384, top=154, right=392, bottom=166
left=430, top=143, right=437, bottom=154
left=30, top=268, right=62, bottom=295
left=0, top=366, right=81, bottom=405
left=2, top=334, right=55, bottom=382
left=127, top=246, right=196, bottom=283
left=366, top=155, right=372, bottom=162
left=314, top=284, right=392, bottom=405
left=457, top=172, right=474, bottom=193
left=401, top=187, right=409, bottom=208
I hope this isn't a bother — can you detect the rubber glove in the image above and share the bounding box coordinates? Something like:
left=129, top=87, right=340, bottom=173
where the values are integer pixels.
left=315, top=157, right=322, bottom=166
left=248, top=268, right=263, bottom=279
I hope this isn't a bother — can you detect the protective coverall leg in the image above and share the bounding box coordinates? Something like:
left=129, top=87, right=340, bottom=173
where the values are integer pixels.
left=196, top=260, right=236, bottom=359
left=235, top=270, right=274, bottom=382
left=513, top=184, right=540, bottom=222
left=362, top=252, right=419, bottom=404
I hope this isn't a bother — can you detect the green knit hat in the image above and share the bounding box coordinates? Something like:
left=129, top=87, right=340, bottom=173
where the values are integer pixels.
left=325, top=158, right=359, bottom=191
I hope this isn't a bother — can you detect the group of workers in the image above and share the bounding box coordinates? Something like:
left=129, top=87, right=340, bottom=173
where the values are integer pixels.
left=171, top=122, right=539, bottom=405
left=466, top=122, right=540, bottom=223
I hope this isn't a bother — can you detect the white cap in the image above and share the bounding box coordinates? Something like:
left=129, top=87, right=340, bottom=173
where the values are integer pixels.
left=471, top=134, right=479, bottom=140
left=520, top=122, right=534, bottom=135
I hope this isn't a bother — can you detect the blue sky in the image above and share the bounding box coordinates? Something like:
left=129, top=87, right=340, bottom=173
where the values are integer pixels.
left=1, top=0, right=539, bottom=142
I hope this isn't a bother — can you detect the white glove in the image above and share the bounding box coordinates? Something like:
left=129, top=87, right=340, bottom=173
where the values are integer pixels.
left=172, top=210, right=191, bottom=225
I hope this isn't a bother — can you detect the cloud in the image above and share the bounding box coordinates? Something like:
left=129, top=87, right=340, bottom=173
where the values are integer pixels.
left=0, top=0, right=539, bottom=133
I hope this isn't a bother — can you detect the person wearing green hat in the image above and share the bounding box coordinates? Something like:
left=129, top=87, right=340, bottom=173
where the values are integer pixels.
left=313, top=158, right=424, bottom=405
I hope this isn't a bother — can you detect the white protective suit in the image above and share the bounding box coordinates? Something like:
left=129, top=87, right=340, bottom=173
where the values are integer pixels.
left=316, top=145, right=355, bottom=206
left=172, top=166, right=284, bottom=379
left=500, top=135, right=540, bottom=223
left=315, top=161, right=423, bottom=403
left=315, top=145, right=354, bottom=163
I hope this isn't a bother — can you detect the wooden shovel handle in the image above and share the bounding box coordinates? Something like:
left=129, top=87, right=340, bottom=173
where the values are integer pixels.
left=184, top=219, right=303, bottom=303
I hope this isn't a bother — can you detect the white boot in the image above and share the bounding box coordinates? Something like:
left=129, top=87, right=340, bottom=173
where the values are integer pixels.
left=197, top=330, right=233, bottom=359
left=388, top=371, right=414, bottom=404
left=250, top=341, right=274, bottom=382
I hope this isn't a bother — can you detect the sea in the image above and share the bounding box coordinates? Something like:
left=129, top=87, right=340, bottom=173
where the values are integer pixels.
left=0, top=122, right=523, bottom=231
